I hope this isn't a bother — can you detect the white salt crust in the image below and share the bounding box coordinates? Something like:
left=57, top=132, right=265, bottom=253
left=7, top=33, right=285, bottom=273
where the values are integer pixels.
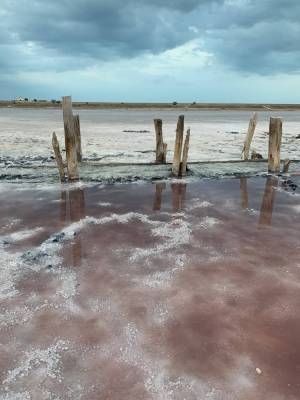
left=0, top=227, right=43, bottom=245
left=3, top=340, right=69, bottom=385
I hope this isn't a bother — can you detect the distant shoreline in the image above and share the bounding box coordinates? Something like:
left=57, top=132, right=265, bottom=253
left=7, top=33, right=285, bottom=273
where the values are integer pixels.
left=1, top=101, right=300, bottom=111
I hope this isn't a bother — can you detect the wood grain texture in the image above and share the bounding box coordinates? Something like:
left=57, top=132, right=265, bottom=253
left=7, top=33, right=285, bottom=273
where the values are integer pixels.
left=172, top=115, right=184, bottom=176
left=268, top=117, right=282, bottom=173
left=74, top=114, right=82, bottom=162
left=181, top=128, right=190, bottom=176
left=52, top=132, right=65, bottom=182
left=283, top=159, right=291, bottom=174
left=62, top=96, right=79, bottom=180
left=154, top=119, right=165, bottom=163
left=242, top=112, right=258, bottom=160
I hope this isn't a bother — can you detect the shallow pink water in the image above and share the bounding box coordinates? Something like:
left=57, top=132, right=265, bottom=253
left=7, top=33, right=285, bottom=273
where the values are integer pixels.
left=0, top=177, right=300, bottom=399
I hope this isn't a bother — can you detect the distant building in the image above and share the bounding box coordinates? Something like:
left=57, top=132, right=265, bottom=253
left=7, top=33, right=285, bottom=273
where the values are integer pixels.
left=15, top=96, right=25, bottom=102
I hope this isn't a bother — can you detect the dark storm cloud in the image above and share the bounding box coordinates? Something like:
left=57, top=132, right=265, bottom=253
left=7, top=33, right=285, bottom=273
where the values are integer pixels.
left=201, top=0, right=300, bottom=74
left=0, top=0, right=300, bottom=75
left=0, top=0, right=205, bottom=60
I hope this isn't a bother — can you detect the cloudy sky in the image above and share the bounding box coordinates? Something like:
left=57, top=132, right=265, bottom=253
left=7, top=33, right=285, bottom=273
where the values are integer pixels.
left=1, top=0, right=300, bottom=102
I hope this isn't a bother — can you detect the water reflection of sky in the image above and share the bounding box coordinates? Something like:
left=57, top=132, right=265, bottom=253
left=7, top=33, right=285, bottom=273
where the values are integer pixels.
left=0, top=177, right=300, bottom=399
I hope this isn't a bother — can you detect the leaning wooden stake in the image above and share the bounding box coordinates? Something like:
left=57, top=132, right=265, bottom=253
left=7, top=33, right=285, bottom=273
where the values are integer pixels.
left=52, top=132, right=65, bottom=182
left=181, top=128, right=190, bottom=176
left=268, top=117, right=282, bottom=174
left=242, top=112, right=258, bottom=160
left=62, top=96, right=79, bottom=180
left=283, top=159, right=291, bottom=174
left=73, top=114, right=82, bottom=162
left=154, top=119, right=165, bottom=163
left=172, top=115, right=184, bottom=176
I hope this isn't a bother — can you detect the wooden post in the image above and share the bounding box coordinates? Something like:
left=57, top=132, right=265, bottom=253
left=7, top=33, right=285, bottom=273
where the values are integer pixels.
left=52, top=132, right=65, bottom=182
left=154, top=119, right=165, bottom=163
left=181, top=128, right=190, bottom=176
left=172, top=115, right=184, bottom=176
left=163, top=143, right=168, bottom=163
left=283, top=159, right=291, bottom=174
left=268, top=117, right=282, bottom=174
left=73, top=114, right=82, bottom=162
left=62, top=96, right=79, bottom=181
left=242, top=112, right=258, bottom=160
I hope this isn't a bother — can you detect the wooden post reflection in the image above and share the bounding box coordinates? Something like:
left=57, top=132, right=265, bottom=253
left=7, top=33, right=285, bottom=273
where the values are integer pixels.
left=60, top=190, right=67, bottom=222
left=258, top=177, right=278, bottom=227
left=153, top=183, right=166, bottom=211
left=60, top=187, right=86, bottom=266
left=69, top=188, right=85, bottom=221
left=70, top=188, right=85, bottom=266
left=240, top=177, right=249, bottom=210
left=171, top=183, right=186, bottom=212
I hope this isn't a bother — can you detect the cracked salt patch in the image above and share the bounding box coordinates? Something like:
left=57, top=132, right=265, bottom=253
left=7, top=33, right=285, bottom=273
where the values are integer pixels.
left=0, top=306, right=34, bottom=329
left=198, top=216, right=220, bottom=229
left=2, top=340, right=69, bottom=387
left=55, top=270, right=77, bottom=300
left=152, top=303, right=170, bottom=324
left=0, top=249, right=23, bottom=300
left=0, top=221, right=83, bottom=308
left=0, top=392, right=31, bottom=400
left=130, top=218, right=191, bottom=262
left=97, top=201, right=112, bottom=207
left=186, top=199, right=213, bottom=211
left=0, top=218, right=21, bottom=232
left=0, top=211, right=165, bottom=313
left=0, top=227, right=43, bottom=245
left=142, top=268, right=180, bottom=288
left=108, top=320, right=224, bottom=400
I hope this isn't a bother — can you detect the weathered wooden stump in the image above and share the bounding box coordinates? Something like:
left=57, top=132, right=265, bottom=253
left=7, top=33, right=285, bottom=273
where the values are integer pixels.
left=242, top=113, right=258, bottom=160
left=268, top=117, right=282, bottom=174
left=163, top=143, right=168, bottom=163
left=73, top=114, right=82, bottom=162
left=154, top=119, right=166, bottom=163
left=283, top=159, right=291, bottom=174
left=181, top=128, right=190, bottom=176
left=172, top=115, right=184, bottom=176
left=52, top=132, right=66, bottom=182
left=251, top=151, right=263, bottom=160
left=62, top=96, right=79, bottom=180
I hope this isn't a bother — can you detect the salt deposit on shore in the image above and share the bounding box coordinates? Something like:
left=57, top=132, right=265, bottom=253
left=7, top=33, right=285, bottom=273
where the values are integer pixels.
left=1, top=108, right=300, bottom=165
